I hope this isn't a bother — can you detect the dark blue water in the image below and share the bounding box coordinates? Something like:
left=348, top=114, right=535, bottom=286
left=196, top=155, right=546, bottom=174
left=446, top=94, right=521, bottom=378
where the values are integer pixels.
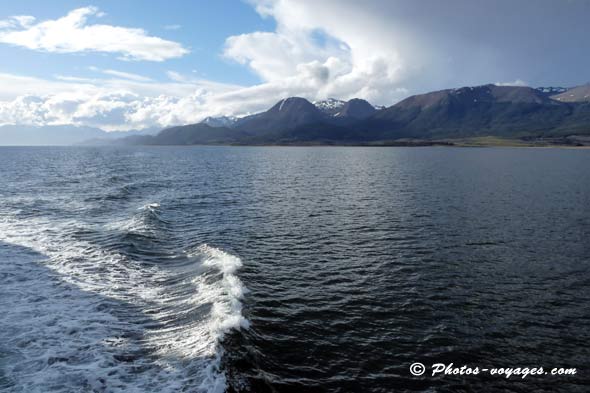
left=0, top=146, right=589, bottom=392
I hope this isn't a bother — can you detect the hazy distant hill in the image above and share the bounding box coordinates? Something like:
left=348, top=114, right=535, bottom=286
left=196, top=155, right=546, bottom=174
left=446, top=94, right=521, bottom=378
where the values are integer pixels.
left=0, top=125, right=108, bottom=146
left=79, top=127, right=161, bottom=145
left=126, top=123, right=245, bottom=145
left=0, top=125, right=160, bottom=146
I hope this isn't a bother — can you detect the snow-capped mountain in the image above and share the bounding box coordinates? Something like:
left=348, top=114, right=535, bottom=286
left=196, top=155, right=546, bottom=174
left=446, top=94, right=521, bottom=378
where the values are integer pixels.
left=313, top=98, right=383, bottom=116
left=536, top=86, right=567, bottom=95
left=234, top=97, right=324, bottom=133
left=107, top=84, right=590, bottom=146
left=312, top=98, right=346, bottom=116
left=200, top=116, right=238, bottom=128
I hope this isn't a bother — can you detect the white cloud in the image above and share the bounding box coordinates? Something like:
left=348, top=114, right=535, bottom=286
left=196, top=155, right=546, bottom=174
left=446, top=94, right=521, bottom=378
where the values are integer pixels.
left=89, top=67, right=153, bottom=82
left=0, top=15, right=36, bottom=29
left=221, top=0, right=416, bottom=106
left=0, top=71, right=247, bottom=131
left=0, top=6, right=188, bottom=61
left=494, top=79, right=528, bottom=87
left=0, top=72, right=96, bottom=101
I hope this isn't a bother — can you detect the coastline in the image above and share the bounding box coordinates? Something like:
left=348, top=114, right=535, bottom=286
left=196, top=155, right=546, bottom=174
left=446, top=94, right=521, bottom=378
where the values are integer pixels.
left=4, top=136, right=590, bottom=149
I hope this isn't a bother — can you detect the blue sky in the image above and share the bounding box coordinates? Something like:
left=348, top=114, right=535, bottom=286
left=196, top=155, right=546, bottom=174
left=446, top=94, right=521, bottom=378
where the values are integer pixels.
left=0, top=0, right=589, bottom=130
left=0, top=0, right=272, bottom=86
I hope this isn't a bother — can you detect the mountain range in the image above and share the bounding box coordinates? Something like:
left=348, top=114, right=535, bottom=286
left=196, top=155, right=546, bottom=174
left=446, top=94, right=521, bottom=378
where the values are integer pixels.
left=2, top=83, right=590, bottom=146
left=115, top=83, right=590, bottom=146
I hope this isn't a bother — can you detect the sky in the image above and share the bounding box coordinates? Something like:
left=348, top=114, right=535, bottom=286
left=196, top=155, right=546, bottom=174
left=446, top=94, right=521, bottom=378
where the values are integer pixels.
left=0, top=0, right=589, bottom=131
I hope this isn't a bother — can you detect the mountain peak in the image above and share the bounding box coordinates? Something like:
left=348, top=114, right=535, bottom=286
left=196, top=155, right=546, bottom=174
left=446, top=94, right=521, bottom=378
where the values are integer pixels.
left=314, top=98, right=380, bottom=117
left=235, top=97, right=323, bottom=134
left=270, top=97, right=317, bottom=113
left=335, top=98, right=376, bottom=119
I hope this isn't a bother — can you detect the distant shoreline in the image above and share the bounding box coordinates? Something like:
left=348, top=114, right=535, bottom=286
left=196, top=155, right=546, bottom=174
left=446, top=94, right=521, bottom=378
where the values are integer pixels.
left=2, top=137, right=590, bottom=149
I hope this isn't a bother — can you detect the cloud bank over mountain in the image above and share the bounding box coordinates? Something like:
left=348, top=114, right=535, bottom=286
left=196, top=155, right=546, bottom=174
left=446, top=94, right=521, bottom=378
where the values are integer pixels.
left=0, top=0, right=589, bottom=130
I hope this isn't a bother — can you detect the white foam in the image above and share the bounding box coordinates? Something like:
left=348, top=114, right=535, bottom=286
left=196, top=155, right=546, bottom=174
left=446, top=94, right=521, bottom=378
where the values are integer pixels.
left=196, top=244, right=251, bottom=335
left=0, top=205, right=249, bottom=392
left=106, top=201, right=162, bottom=234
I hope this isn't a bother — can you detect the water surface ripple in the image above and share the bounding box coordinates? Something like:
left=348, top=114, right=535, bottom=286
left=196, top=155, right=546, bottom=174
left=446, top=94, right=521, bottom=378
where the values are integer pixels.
left=0, top=146, right=589, bottom=392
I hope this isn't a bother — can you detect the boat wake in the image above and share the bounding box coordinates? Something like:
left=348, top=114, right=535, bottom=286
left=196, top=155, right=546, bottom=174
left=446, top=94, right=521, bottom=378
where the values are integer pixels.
left=0, top=202, right=248, bottom=393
